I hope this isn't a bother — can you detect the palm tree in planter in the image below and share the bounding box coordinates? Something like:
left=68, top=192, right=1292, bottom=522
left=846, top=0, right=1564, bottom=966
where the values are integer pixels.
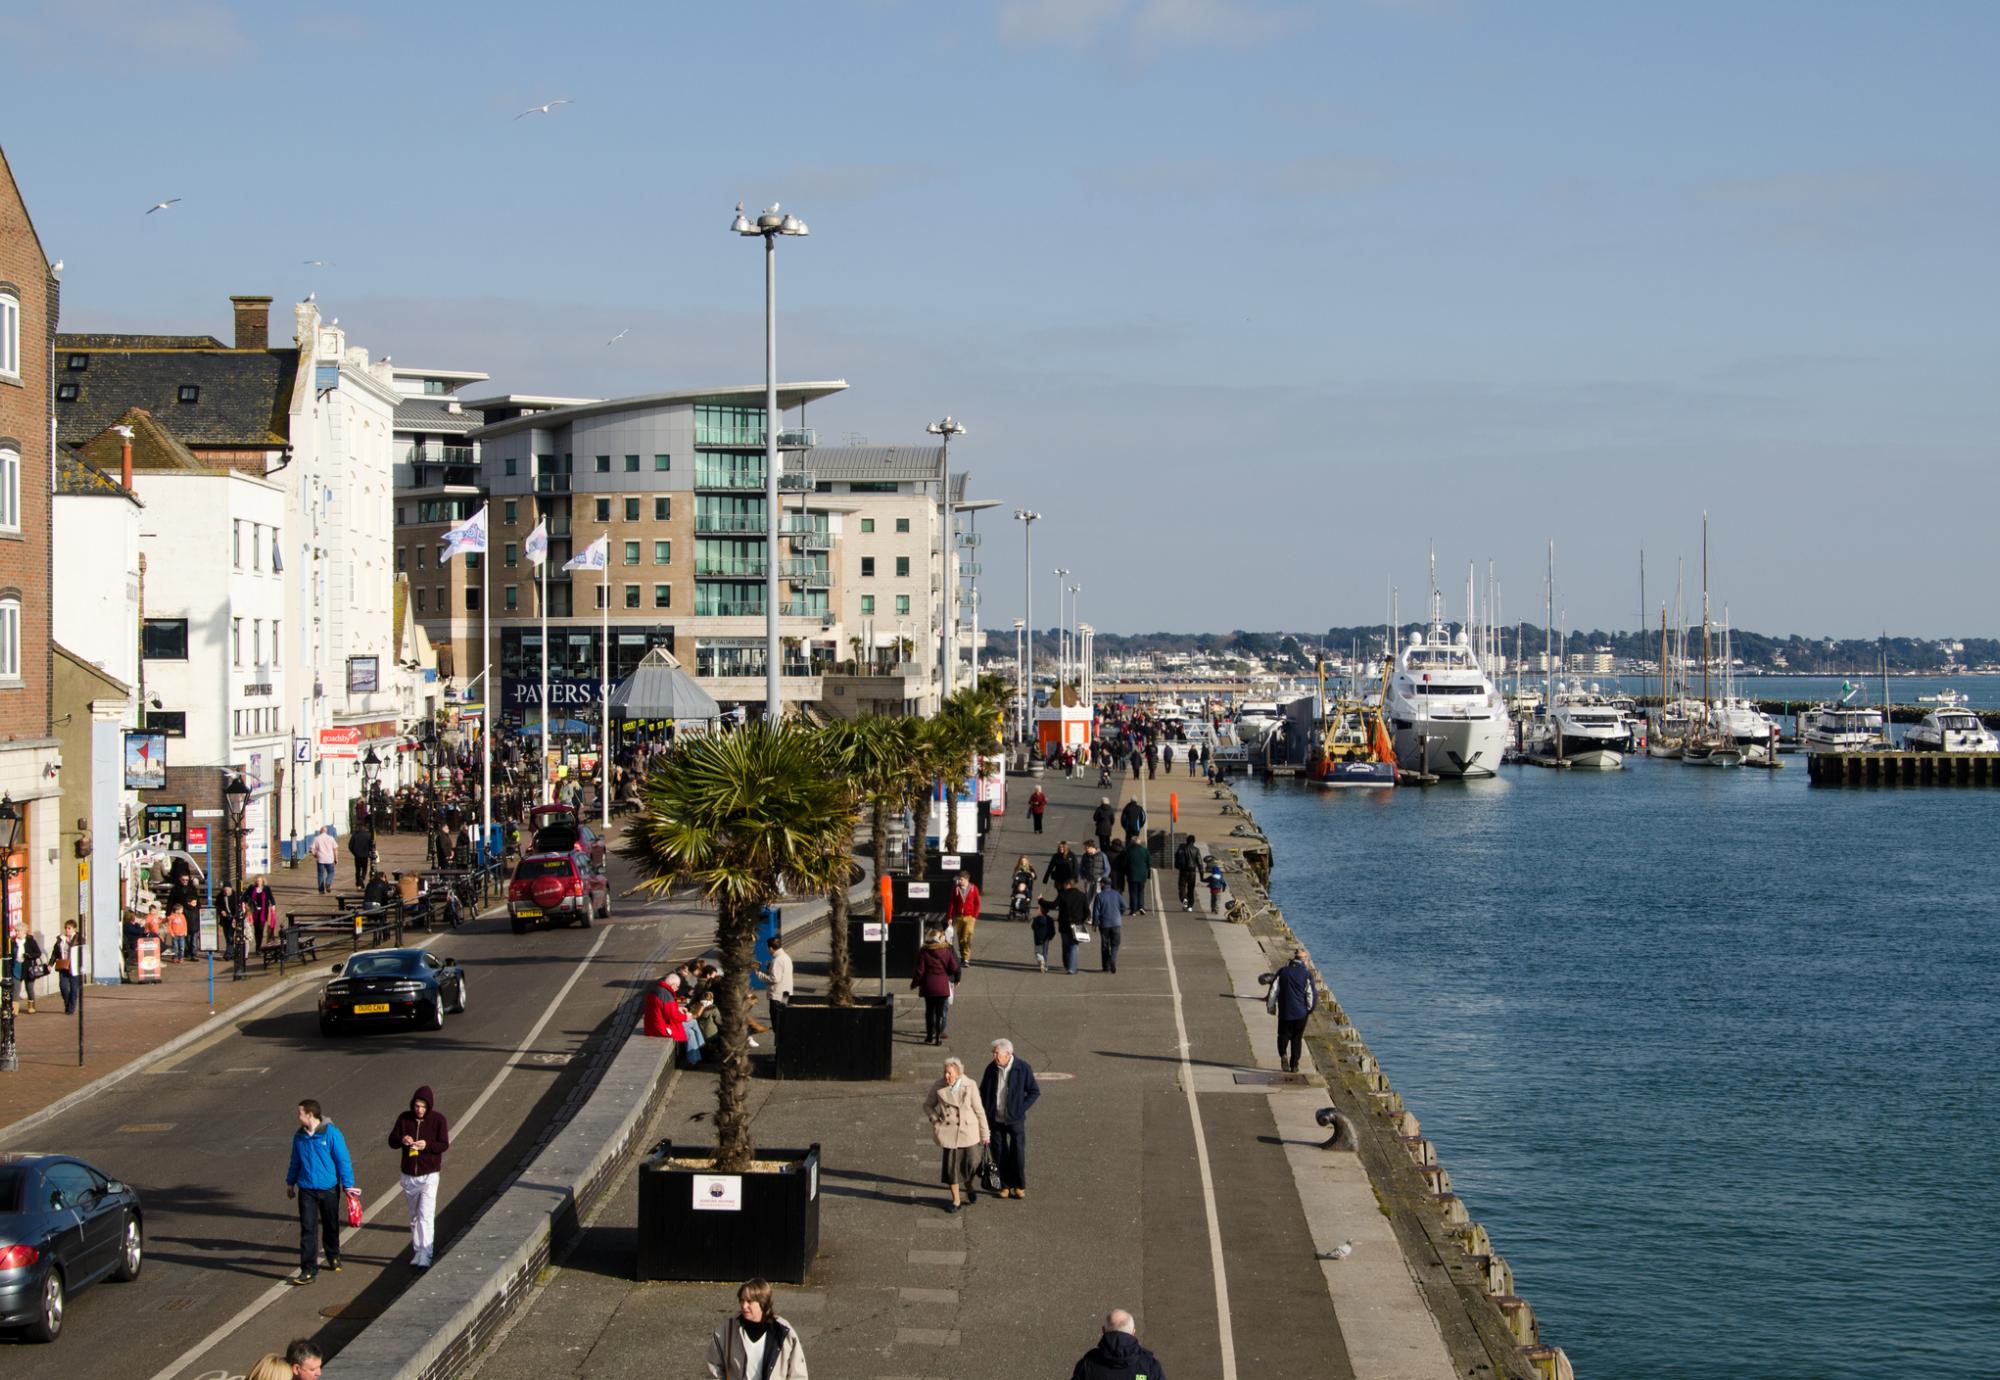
left=936, top=685, right=1006, bottom=854
left=904, top=713, right=963, bottom=882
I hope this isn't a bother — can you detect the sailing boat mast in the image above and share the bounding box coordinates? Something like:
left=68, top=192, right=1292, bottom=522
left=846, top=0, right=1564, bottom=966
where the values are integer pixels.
left=1700, top=513, right=1712, bottom=724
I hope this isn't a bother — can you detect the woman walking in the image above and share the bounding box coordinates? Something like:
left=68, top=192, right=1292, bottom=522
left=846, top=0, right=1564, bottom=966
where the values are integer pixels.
left=245, top=875, right=278, bottom=952
left=704, top=1278, right=809, bottom=1379
left=911, top=928, right=960, bottom=1046
left=388, top=1086, right=451, bottom=1268
left=923, top=1056, right=990, bottom=1213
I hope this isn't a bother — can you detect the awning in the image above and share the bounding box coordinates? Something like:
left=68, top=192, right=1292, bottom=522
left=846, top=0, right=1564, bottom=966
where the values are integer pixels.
left=608, top=647, right=722, bottom=722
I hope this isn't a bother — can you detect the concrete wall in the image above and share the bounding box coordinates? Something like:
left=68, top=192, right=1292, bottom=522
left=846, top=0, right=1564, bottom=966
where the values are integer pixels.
left=53, top=491, right=141, bottom=690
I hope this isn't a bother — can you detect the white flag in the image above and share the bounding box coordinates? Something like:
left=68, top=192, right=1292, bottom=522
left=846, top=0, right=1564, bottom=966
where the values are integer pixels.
left=439, top=504, right=488, bottom=562
left=524, top=519, right=549, bottom=567
left=563, top=533, right=609, bottom=571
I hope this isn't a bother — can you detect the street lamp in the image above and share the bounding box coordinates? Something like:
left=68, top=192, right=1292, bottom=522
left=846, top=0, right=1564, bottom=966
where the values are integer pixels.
left=0, top=795, right=21, bottom=1072
left=1013, top=510, right=1039, bottom=743
left=1012, top=619, right=1025, bottom=713
left=926, top=416, right=966, bottom=703
left=1052, top=569, right=1071, bottom=695
left=223, top=774, right=252, bottom=892
left=732, top=199, right=809, bottom=721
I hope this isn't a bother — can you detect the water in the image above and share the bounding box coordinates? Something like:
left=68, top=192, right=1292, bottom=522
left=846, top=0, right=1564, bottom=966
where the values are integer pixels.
left=1251, top=757, right=2000, bottom=1379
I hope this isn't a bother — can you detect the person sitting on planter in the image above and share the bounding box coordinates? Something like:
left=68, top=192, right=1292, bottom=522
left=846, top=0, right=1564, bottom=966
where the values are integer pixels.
left=923, top=1056, right=991, bottom=1214
left=704, top=1277, right=809, bottom=1380
left=642, top=974, right=688, bottom=1060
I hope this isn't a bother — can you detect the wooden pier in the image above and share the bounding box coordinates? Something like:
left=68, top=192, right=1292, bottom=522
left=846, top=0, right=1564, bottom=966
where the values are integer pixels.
left=1806, top=751, right=2000, bottom=786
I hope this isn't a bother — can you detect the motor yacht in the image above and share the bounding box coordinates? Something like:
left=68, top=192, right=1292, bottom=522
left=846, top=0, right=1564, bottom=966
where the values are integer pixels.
left=1800, top=704, right=1886, bottom=753
left=1904, top=709, right=1998, bottom=753
left=1384, top=617, right=1509, bottom=779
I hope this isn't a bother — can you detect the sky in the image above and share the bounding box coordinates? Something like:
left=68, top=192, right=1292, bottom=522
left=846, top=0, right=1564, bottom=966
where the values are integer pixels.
left=7, top=0, right=1997, bottom=638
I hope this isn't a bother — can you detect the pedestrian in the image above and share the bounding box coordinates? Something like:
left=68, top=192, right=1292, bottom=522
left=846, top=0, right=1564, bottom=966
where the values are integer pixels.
left=309, top=827, right=338, bottom=894
left=246, top=1356, right=291, bottom=1380
left=284, top=1098, right=355, bottom=1285
left=349, top=820, right=376, bottom=889
left=1146, top=744, right=1157, bottom=779
left=704, top=1278, right=810, bottom=1379
left=1205, top=857, right=1227, bottom=914
left=923, top=1055, right=990, bottom=1213
left=245, top=874, right=278, bottom=950
left=1056, top=878, right=1090, bottom=975
left=948, top=871, right=982, bottom=965
left=753, top=936, right=794, bottom=1041
left=1092, top=879, right=1125, bottom=973
left=979, top=1038, right=1041, bottom=1199
left=1028, top=784, right=1047, bottom=834
left=165, top=904, right=188, bottom=964
left=285, top=1339, right=323, bottom=1380
left=1123, top=835, right=1152, bottom=914
left=1091, top=797, right=1117, bottom=852
left=1078, top=840, right=1107, bottom=900
left=1119, top=796, right=1146, bottom=846
left=912, top=927, right=961, bottom=1045
left=14, top=920, right=42, bottom=1012
left=1163, top=742, right=1174, bottom=775
left=1043, top=840, right=1077, bottom=890
left=1031, top=897, right=1058, bottom=972
left=51, top=919, right=80, bottom=1013
left=643, top=973, right=689, bottom=1058
left=1070, top=1309, right=1167, bottom=1380
left=388, top=1085, right=450, bottom=1267
left=1270, top=946, right=1318, bottom=1073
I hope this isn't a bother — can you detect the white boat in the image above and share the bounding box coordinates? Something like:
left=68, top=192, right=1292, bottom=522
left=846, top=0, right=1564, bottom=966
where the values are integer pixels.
left=1385, top=617, right=1510, bottom=779
left=1234, top=700, right=1283, bottom=748
left=1917, top=688, right=1968, bottom=708
left=1525, top=697, right=1626, bottom=770
left=1800, top=704, right=1886, bottom=753
left=1904, top=709, right=1998, bottom=753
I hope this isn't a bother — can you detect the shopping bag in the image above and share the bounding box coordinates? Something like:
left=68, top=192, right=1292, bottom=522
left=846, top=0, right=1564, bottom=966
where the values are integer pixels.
left=345, top=1187, right=364, bottom=1228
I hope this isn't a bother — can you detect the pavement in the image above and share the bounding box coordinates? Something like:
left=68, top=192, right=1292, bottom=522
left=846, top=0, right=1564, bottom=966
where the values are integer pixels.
left=461, top=760, right=1462, bottom=1380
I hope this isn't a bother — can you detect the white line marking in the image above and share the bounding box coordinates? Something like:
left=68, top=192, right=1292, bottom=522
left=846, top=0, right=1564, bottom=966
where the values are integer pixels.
left=1141, top=774, right=1238, bottom=1380
left=144, top=926, right=615, bottom=1380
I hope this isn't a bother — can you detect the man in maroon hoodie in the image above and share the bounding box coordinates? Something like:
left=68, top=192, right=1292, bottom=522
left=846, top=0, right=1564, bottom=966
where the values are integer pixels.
left=388, top=1086, right=450, bottom=1268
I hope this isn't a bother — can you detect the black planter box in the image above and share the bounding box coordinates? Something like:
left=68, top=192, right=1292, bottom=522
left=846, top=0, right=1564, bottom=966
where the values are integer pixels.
left=637, top=1141, right=822, bottom=1284
left=775, top=994, right=895, bottom=1081
left=849, top=914, right=926, bottom=979
left=926, top=852, right=985, bottom=889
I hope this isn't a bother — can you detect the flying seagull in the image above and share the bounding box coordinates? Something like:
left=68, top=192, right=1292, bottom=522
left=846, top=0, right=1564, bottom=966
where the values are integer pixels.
left=606, top=328, right=629, bottom=346
left=302, top=259, right=334, bottom=267
left=146, top=198, right=180, bottom=214
left=515, top=99, right=573, bottom=120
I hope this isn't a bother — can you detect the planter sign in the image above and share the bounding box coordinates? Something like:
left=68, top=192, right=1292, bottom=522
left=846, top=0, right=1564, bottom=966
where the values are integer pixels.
left=939, top=854, right=961, bottom=871
left=907, top=882, right=930, bottom=900
left=693, top=1175, right=743, bottom=1212
left=862, top=922, right=885, bottom=942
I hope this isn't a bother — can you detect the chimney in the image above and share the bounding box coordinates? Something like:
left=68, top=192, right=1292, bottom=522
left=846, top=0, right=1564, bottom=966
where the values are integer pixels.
left=121, top=433, right=133, bottom=490
left=230, top=294, right=273, bottom=350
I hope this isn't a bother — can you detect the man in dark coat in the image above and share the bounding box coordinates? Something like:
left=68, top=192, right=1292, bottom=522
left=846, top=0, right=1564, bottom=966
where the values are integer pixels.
left=978, top=1038, right=1042, bottom=1198
left=1122, top=838, right=1152, bottom=915
left=1119, top=797, right=1145, bottom=846
left=1043, top=840, right=1078, bottom=890
left=348, top=821, right=375, bottom=889
left=1091, top=797, right=1117, bottom=852
left=1070, top=1310, right=1166, bottom=1380
left=1272, top=946, right=1318, bottom=1073
left=1173, top=836, right=1201, bottom=911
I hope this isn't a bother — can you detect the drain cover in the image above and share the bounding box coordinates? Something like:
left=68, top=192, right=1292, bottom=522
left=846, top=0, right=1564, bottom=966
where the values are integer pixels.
left=1232, top=1070, right=1318, bottom=1086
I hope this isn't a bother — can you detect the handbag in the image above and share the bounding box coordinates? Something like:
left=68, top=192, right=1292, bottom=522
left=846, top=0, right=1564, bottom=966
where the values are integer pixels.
left=28, top=958, right=50, bottom=981
left=977, top=1150, right=1004, bottom=1194
left=344, top=1187, right=364, bottom=1228
left=1070, top=925, right=1091, bottom=944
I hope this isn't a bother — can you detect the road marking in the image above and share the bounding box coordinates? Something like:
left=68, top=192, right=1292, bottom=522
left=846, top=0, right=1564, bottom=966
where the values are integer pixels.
left=117, top=1123, right=175, bottom=1134
left=1141, top=774, right=1238, bottom=1380
left=143, top=925, right=615, bottom=1380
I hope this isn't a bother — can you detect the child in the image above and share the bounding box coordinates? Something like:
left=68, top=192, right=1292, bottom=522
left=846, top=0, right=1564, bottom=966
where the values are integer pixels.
left=1205, top=859, right=1227, bottom=915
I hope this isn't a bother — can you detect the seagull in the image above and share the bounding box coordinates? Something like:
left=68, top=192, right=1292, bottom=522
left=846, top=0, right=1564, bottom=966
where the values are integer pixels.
left=764, top=202, right=781, bottom=215
left=305, top=291, right=315, bottom=303
left=1318, top=1241, right=1353, bottom=1261
left=515, top=99, right=573, bottom=120
left=51, top=259, right=63, bottom=274
left=110, top=424, right=135, bottom=440
left=302, top=259, right=334, bottom=267
left=146, top=199, right=180, bottom=214
left=606, top=328, right=629, bottom=346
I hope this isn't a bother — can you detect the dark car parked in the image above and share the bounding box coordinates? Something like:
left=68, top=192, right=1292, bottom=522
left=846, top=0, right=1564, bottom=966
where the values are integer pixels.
left=318, top=948, right=467, bottom=1035
left=508, top=852, right=609, bottom=932
left=0, top=1153, right=143, bottom=1342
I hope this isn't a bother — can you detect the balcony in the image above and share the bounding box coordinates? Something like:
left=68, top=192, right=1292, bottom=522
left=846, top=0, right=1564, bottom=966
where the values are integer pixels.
left=958, top=531, right=981, bottom=548
left=776, top=428, right=815, bottom=451
left=405, top=445, right=474, bottom=466
left=959, top=562, right=982, bottom=577
left=781, top=559, right=831, bottom=586
left=694, top=513, right=769, bottom=535
left=534, top=474, right=571, bottom=493
left=776, top=471, right=815, bottom=492
left=694, top=464, right=767, bottom=491
left=779, top=600, right=830, bottom=618
left=694, top=597, right=768, bottom=618
left=695, top=556, right=769, bottom=578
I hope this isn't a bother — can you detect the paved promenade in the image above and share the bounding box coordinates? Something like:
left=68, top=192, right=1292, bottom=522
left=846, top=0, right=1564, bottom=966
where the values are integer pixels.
left=466, top=762, right=1462, bottom=1380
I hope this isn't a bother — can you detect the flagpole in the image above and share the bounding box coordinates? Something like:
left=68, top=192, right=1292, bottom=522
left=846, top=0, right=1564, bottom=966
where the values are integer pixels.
left=539, top=520, right=549, bottom=807
left=600, top=530, right=610, bottom=834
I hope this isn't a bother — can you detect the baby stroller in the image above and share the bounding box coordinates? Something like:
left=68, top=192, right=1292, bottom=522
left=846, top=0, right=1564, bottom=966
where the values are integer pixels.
left=1009, top=867, right=1035, bottom=919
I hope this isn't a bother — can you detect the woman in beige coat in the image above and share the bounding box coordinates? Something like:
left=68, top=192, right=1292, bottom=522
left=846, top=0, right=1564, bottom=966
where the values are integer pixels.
left=923, top=1056, right=990, bottom=1213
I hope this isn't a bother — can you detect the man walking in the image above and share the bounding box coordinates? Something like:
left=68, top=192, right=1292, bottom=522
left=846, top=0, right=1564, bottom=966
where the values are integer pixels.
left=309, top=827, right=338, bottom=894
left=285, top=1098, right=355, bottom=1285
left=388, top=1086, right=450, bottom=1268
left=1174, top=836, right=1201, bottom=911
left=948, top=872, right=982, bottom=965
left=1123, top=835, right=1152, bottom=916
left=1043, top=840, right=1077, bottom=891
left=979, top=1038, right=1042, bottom=1199
left=754, top=936, right=794, bottom=1041
left=1119, top=796, right=1145, bottom=847
left=1056, top=878, right=1090, bottom=975
left=1091, top=797, right=1117, bottom=853
left=1078, top=840, right=1107, bottom=901
left=348, top=819, right=376, bottom=890
left=1070, top=1309, right=1167, bottom=1380
left=1028, top=784, right=1047, bottom=834
left=1272, top=946, right=1317, bottom=1073
left=1092, top=879, right=1125, bottom=974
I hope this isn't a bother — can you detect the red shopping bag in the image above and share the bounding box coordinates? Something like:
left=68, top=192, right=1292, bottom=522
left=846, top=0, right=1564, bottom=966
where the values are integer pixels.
left=345, top=1187, right=363, bottom=1228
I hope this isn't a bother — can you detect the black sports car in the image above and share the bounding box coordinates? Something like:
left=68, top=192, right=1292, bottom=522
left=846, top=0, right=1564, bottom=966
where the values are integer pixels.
left=0, top=1153, right=144, bottom=1342
left=319, top=947, right=467, bottom=1035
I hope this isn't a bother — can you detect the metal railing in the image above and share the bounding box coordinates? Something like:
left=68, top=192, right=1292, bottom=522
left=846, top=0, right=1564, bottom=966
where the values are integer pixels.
left=535, top=475, right=572, bottom=493
left=695, top=557, right=769, bottom=578
left=694, top=513, right=769, bottom=534
left=405, top=445, right=475, bottom=465
left=695, top=598, right=768, bottom=617
left=776, top=428, right=816, bottom=450
left=781, top=560, right=831, bottom=585
left=694, top=466, right=767, bottom=490
left=776, top=471, right=815, bottom=491
left=779, top=600, right=829, bottom=617
left=786, top=529, right=831, bottom=551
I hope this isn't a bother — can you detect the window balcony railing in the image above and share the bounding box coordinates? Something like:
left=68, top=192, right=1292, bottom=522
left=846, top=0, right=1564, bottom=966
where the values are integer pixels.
left=695, top=598, right=768, bottom=618
left=535, top=475, right=571, bottom=493
left=958, top=531, right=981, bottom=548
left=405, top=445, right=475, bottom=465
left=781, top=560, right=830, bottom=586
left=779, top=600, right=829, bottom=618
left=776, top=471, right=815, bottom=491
left=695, top=557, right=769, bottom=578
left=776, top=428, right=815, bottom=451
left=694, top=466, right=767, bottom=490
left=694, top=513, right=769, bottom=535
left=958, top=562, right=982, bottom=577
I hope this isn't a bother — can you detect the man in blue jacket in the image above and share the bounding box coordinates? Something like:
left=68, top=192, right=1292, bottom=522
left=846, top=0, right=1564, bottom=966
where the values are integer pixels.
left=978, top=1038, right=1042, bottom=1199
left=1272, top=947, right=1318, bottom=1073
left=285, top=1098, right=356, bottom=1285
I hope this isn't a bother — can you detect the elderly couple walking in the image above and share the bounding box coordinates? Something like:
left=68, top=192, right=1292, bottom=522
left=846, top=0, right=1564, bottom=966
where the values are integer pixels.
left=922, top=1039, right=1041, bottom=1212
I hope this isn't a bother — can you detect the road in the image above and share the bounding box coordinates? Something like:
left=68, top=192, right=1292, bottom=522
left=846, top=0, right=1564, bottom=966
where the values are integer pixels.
left=0, top=853, right=718, bottom=1378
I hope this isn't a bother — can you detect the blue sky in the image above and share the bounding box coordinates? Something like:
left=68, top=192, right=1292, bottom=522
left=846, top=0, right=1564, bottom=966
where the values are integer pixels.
left=8, top=0, right=1997, bottom=637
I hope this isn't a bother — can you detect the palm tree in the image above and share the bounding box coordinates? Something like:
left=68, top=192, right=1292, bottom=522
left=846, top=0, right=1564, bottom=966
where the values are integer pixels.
left=904, top=715, right=960, bottom=880
left=845, top=716, right=916, bottom=917
left=816, top=719, right=894, bottom=1007
left=621, top=721, right=849, bottom=1171
left=936, top=687, right=1005, bottom=853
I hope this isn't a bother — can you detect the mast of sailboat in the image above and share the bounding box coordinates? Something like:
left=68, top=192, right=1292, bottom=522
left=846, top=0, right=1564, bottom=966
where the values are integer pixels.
left=1639, top=549, right=1647, bottom=706
left=1700, top=512, right=1712, bottom=733
left=1544, top=540, right=1555, bottom=710
left=1881, top=631, right=1892, bottom=746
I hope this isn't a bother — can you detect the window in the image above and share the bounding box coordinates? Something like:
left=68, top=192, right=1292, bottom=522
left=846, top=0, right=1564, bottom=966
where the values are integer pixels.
left=465, top=551, right=481, bottom=570
left=436, top=585, right=445, bottom=610
left=624, top=454, right=640, bottom=472
left=504, top=585, right=519, bottom=611
left=252, top=523, right=263, bottom=572
left=623, top=497, right=639, bottom=521
left=860, top=557, right=875, bottom=577
left=624, top=584, right=641, bottom=608
left=595, top=498, right=611, bottom=522
left=654, top=454, right=670, bottom=472
left=504, top=500, right=518, bottom=524
left=424, top=378, right=449, bottom=395
left=466, top=587, right=480, bottom=611
left=623, top=541, right=640, bottom=565
left=653, top=540, right=671, bottom=564
left=895, top=556, right=910, bottom=577
left=416, top=589, right=427, bottom=611
left=142, top=618, right=190, bottom=659
left=654, top=497, right=670, bottom=520
left=233, top=520, right=243, bottom=568
left=0, top=293, right=18, bottom=379
left=57, top=383, right=78, bottom=402
left=860, top=594, right=875, bottom=615
left=178, top=384, right=200, bottom=404
left=595, top=585, right=608, bottom=610
left=504, top=457, right=518, bottom=477
left=416, top=547, right=427, bottom=570
left=3, top=600, right=25, bottom=676
left=860, top=518, right=875, bottom=533
left=895, top=595, right=911, bottom=615
left=0, top=447, right=14, bottom=531
left=504, top=542, right=518, bottom=568
left=232, top=617, right=243, bottom=666
left=654, top=584, right=671, bottom=608
left=67, top=352, right=88, bottom=371
left=273, top=619, right=281, bottom=657
left=252, top=618, right=262, bottom=665
left=395, top=548, right=406, bottom=572
left=595, top=455, right=611, bottom=473
left=895, top=518, right=911, bottom=533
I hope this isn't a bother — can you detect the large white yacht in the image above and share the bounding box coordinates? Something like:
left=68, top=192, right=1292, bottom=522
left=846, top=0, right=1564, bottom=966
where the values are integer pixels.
left=1800, top=704, right=1886, bottom=753
left=1233, top=699, right=1284, bottom=748
left=1904, top=709, right=1998, bottom=753
left=1384, top=618, right=1510, bottom=778
left=1526, top=693, right=1626, bottom=770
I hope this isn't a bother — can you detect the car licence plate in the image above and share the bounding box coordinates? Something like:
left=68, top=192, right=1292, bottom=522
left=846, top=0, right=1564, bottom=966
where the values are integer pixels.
left=517, top=907, right=542, bottom=918
left=354, top=1003, right=391, bottom=1015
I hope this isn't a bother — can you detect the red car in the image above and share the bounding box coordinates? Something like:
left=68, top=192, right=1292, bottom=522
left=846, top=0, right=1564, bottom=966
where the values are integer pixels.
left=529, top=803, right=607, bottom=872
left=508, top=852, right=609, bottom=932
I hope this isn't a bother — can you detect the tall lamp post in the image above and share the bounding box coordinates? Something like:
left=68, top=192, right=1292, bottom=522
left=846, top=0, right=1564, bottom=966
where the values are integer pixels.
left=1052, top=569, right=1071, bottom=697
left=0, top=795, right=20, bottom=1072
left=219, top=774, right=250, bottom=1004
left=926, top=416, right=966, bottom=704
left=1012, top=619, right=1025, bottom=720
left=1013, top=510, right=1039, bottom=743
left=732, top=200, right=810, bottom=721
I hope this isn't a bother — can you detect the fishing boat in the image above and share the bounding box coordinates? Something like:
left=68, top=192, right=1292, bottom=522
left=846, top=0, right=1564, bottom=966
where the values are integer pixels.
left=1904, top=708, right=1998, bottom=753
left=1305, top=702, right=1399, bottom=787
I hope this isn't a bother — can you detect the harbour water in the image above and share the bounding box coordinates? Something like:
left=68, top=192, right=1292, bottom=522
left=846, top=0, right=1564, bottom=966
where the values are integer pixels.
left=1251, top=754, right=2000, bottom=1379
